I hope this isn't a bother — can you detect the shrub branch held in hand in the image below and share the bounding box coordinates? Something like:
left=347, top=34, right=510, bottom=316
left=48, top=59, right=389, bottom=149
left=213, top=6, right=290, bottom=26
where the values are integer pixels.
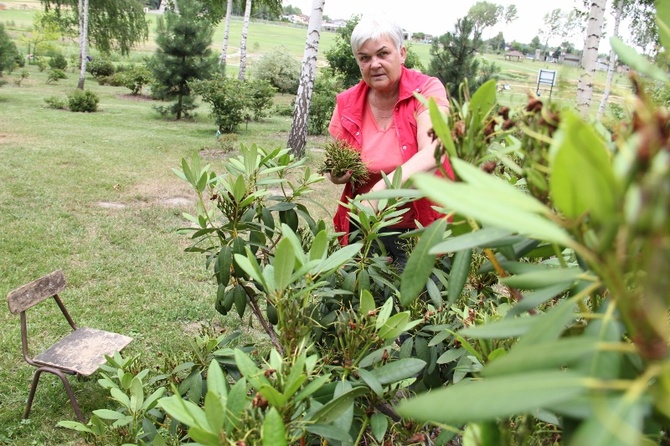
left=318, top=140, right=369, bottom=187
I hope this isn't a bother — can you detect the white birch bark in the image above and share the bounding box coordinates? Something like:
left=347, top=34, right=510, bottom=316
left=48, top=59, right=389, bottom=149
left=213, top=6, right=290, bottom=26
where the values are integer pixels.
left=287, top=0, right=325, bottom=157
left=77, top=0, right=89, bottom=90
left=219, top=0, right=233, bottom=73
left=597, top=0, right=623, bottom=120
left=238, top=0, right=252, bottom=80
left=576, top=0, right=607, bottom=117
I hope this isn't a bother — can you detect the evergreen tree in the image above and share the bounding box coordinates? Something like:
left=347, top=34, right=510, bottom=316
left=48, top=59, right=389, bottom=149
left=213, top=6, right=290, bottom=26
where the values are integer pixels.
left=148, top=0, right=217, bottom=120
left=0, top=24, right=20, bottom=78
left=427, top=17, right=483, bottom=100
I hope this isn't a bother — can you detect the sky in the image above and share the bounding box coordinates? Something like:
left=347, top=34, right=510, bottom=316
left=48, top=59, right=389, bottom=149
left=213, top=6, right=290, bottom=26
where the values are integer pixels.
left=284, top=0, right=629, bottom=52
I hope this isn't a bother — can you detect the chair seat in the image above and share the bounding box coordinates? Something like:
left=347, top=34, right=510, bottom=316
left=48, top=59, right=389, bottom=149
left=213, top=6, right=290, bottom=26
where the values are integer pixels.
left=33, top=327, right=133, bottom=376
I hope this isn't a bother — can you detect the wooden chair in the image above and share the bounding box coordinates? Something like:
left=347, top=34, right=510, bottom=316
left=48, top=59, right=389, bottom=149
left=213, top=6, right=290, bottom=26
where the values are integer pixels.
left=6, top=270, right=133, bottom=422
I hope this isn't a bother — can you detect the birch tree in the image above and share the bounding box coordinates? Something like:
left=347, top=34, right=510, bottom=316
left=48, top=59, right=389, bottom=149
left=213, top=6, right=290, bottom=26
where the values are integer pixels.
left=576, top=0, right=607, bottom=117
left=219, top=0, right=233, bottom=73
left=597, top=0, right=624, bottom=119
left=77, top=0, right=89, bottom=89
left=287, top=0, right=325, bottom=158
left=238, top=0, right=252, bottom=80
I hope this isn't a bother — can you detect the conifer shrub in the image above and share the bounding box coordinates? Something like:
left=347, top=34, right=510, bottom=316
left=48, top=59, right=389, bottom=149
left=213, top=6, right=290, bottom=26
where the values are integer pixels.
left=67, top=89, right=99, bottom=112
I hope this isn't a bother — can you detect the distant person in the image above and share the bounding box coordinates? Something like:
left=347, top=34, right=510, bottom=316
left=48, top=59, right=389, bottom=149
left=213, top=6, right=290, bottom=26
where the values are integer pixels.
left=326, top=14, right=453, bottom=266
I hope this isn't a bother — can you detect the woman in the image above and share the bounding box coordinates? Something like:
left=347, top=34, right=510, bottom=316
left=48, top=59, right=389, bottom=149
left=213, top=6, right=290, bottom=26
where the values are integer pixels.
left=327, top=14, right=453, bottom=263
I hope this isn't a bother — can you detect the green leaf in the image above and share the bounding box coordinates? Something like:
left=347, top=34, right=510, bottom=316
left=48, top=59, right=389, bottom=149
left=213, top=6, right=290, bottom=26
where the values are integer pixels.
left=142, top=387, right=166, bottom=412
left=359, top=289, right=376, bottom=317
left=468, top=79, right=497, bottom=123
left=459, top=316, right=537, bottom=339
left=309, top=387, right=369, bottom=424
left=283, top=373, right=307, bottom=401
left=110, top=387, right=130, bottom=408
left=514, top=298, right=578, bottom=349
left=188, top=426, right=220, bottom=446
left=611, top=37, right=669, bottom=83
left=658, top=0, right=670, bottom=51
left=232, top=174, right=247, bottom=203
left=216, top=246, right=232, bottom=286
left=56, top=421, right=95, bottom=433
left=181, top=157, right=194, bottom=185
left=278, top=223, right=307, bottom=267
left=550, top=112, right=620, bottom=225
left=262, top=408, right=288, bottom=446
left=358, top=346, right=394, bottom=368
left=129, top=376, right=143, bottom=414
left=375, top=297, right=394, bottom=329
left=450, top=158, right=549, bottom=215
left=437, top=347, right=467, bottom=364
left=333, top=380, right=354, bottom=436
left=370, top=358, right=426, bottom=385
left=259, top=385, right=287, bottom=408
left=224, top=378, right=250, bottom=432
left=313, top=243, right=363, bottom=276
left=294, top=374, right=332, bottom=404
left=203, top=390, right=225, bottom=433
left=448, top=248, right=472, bottom=303
left=431, top=227, right=513, bottom=254
left=158, top=395, right=204, bottom=428
left=400, top=219, right=446, bottom=306
left=378, top=311, right=411, bottom=340
left=413, top=173, right=573, bottom=247
left=274, top=237, right=295, bottom=291
left=234, top=349, right=271, bottom=390
left=357, top=368, right=383, bottom=397
left=370, top=412, right=388, bottom=443
left=482, top=337, right=599, bottom=377
left=305, top=424, right=353, bottom=444
left=309, top=230, right=329, bottom=261
left=244, top=143, right=259, bottom=175
left=92, top=409, right=128, bottom=421
left=427, top=99, right=455, bottom=157
left=506, top=282, right=572, bottom=318
left=569, top=394, right=647, bottom=446
left=500, top=267, right=583, bottom=289
left=206, top=360, right=228, bottom=400
left=396, top=371, right=587, bottom=425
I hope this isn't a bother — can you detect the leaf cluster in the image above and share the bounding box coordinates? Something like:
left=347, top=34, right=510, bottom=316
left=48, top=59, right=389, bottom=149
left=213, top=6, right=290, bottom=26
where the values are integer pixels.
left=317, top=140, right=369, bottom=187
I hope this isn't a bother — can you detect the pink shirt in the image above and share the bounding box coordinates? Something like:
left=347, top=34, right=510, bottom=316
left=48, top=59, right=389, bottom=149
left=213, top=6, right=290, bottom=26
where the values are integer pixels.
left=329, top=78, right=447, bottom=227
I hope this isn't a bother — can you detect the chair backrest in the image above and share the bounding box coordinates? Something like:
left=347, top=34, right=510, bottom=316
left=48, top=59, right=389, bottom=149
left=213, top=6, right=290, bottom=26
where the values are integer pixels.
left=7, top=270, right=67, bottom=315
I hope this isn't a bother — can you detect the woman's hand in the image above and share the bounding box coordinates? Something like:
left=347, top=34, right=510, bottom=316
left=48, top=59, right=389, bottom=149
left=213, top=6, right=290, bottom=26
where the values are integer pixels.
left=326, top=170, right=353, bottom=185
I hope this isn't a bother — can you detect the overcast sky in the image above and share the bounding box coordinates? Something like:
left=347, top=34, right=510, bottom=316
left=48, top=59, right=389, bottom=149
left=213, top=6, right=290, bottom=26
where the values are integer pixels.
left=284, top=0, right=630, bottom=51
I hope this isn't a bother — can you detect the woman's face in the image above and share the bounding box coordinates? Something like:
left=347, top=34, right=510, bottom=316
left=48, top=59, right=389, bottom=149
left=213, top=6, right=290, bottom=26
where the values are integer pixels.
left=355, top=35, right=407, bottom=93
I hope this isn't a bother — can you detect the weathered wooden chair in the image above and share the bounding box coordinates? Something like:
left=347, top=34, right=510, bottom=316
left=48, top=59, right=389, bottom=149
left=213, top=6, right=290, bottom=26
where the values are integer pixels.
left=6, top=270, right=133, bottom=422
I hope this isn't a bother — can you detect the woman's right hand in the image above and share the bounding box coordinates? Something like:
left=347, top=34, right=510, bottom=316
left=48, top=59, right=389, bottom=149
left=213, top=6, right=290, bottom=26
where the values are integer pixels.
left=326, top=170, right=353, bottom=185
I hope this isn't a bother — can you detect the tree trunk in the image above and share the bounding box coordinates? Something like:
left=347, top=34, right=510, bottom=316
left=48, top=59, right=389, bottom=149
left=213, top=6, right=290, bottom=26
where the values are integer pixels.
left=597, top=0, right=623, bottom=120
left=576, top=0, right=607, bottom=118
left=77, top=0, right=89, bottom=90
left=219, top=0, right=232, bottom=74
left=287, top=0, right=324, bottom=158
left=238, top=0, right=252, bottom=81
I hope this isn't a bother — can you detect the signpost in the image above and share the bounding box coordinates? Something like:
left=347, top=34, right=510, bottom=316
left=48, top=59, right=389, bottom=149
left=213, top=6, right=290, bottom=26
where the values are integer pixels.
left=536, top=69, right=557, bottom=98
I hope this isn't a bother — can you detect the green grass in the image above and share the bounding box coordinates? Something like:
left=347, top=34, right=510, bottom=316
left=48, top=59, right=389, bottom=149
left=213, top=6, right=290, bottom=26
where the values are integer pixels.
left=0, top=4, right=635, bottom=444
left=0, top=63, right=337, bottom=445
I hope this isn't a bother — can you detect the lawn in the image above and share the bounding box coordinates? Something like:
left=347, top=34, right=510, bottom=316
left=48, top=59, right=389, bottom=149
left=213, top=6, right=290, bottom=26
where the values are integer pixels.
left=0, top=59, right=341, bottom=444
left=0, top=3, right=635, bottom=445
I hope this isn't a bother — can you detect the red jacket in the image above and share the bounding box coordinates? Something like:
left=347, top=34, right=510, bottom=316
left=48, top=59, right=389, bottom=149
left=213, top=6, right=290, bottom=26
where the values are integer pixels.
left=330, top=66, right=454, bottom=245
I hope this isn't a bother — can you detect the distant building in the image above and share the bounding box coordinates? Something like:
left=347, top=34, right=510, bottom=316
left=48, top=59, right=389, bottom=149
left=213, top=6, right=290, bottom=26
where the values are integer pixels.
left=560, top=53, right=581, bottom=67
left=283, top=14, right=308, bottom=25
left=323, top=20, right=347, bottom=32
left=504, top=50, right=524, bottom=61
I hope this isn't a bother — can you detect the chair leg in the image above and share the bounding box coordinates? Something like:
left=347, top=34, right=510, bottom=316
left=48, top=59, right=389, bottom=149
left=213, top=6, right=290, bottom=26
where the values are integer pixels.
left=24, top=367, right=86, bottom=423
